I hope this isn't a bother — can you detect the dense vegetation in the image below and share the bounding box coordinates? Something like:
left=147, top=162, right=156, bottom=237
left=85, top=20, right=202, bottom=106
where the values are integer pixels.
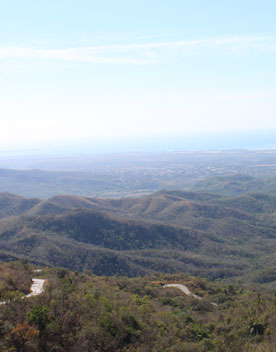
left=1, top=261, right=276, bottom=351
left=0, top=261, right=32, bottom=301
left=2, top=191, right=276, bottom=285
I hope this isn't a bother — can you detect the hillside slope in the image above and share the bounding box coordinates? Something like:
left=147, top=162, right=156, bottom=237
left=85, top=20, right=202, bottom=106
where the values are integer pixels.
left=2, top=261, right=276, bottom=352
left=1, top=191, right=276, bottom=283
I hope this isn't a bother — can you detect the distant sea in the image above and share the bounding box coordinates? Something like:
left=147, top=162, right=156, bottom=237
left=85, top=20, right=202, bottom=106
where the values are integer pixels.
left=1, top=130, right=276, bottom=157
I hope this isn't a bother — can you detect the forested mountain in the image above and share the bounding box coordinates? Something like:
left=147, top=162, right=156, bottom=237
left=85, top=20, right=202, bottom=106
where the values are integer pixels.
left=1, top=191, right=276, bottom=284
left=0, top=192, right=39, bottom=219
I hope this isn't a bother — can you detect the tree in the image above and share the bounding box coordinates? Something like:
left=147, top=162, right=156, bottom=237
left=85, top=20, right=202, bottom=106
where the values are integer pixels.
left=11, top=322, right=39, bottom=352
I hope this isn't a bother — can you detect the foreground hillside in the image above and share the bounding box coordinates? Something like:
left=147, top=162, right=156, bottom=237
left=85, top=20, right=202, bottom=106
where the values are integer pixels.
left=1, top=261, right=276, bottom=352
left=2, top=191, right=276, bottom=284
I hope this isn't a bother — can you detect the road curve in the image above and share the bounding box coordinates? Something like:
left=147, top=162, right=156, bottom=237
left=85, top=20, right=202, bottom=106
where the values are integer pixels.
left=26, top=278, right=45, bottom=297
left=164, top=283, right=202, bottom=300
left=164, top=283, right=218, bottom=306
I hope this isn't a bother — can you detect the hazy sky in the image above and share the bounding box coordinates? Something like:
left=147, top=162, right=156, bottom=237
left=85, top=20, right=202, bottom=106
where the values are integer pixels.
left=1, top=1, right=276, bottom=152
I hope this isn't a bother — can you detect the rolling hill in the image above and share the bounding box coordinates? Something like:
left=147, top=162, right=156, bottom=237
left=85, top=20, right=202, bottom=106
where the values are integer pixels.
left=193, top=174, right=276, bottom=196
left=1, top=191, right=276, bottom=284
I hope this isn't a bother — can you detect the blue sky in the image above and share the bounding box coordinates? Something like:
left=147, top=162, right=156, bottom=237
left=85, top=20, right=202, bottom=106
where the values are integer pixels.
left=1, top=1, right=276, bottom=152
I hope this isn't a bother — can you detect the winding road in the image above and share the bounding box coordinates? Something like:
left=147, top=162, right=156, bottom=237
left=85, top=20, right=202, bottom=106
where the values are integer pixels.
left=26, top=278, right=45, bottom=297
left=164, top=283, right=218, bottom=306
left=164, top=283, right=202, bottom=300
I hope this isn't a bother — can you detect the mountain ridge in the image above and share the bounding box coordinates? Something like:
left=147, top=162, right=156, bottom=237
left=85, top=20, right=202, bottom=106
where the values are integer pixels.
left=1, top=191, right=276, bottom=284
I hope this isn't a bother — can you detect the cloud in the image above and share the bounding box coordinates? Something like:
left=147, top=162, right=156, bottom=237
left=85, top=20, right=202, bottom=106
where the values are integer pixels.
left=0, top=46, right=150, bottom=64
left=0, top=36, right=275, bottom=64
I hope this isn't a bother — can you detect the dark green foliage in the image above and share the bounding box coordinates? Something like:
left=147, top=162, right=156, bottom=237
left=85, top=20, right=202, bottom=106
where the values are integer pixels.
left=26, top=305, right=49, bottom=332
left=249, top=321, right=265, bottom=336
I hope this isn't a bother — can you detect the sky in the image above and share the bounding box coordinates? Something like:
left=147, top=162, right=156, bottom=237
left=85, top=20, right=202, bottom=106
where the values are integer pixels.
left=1, top=0, right=276, bottom=153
